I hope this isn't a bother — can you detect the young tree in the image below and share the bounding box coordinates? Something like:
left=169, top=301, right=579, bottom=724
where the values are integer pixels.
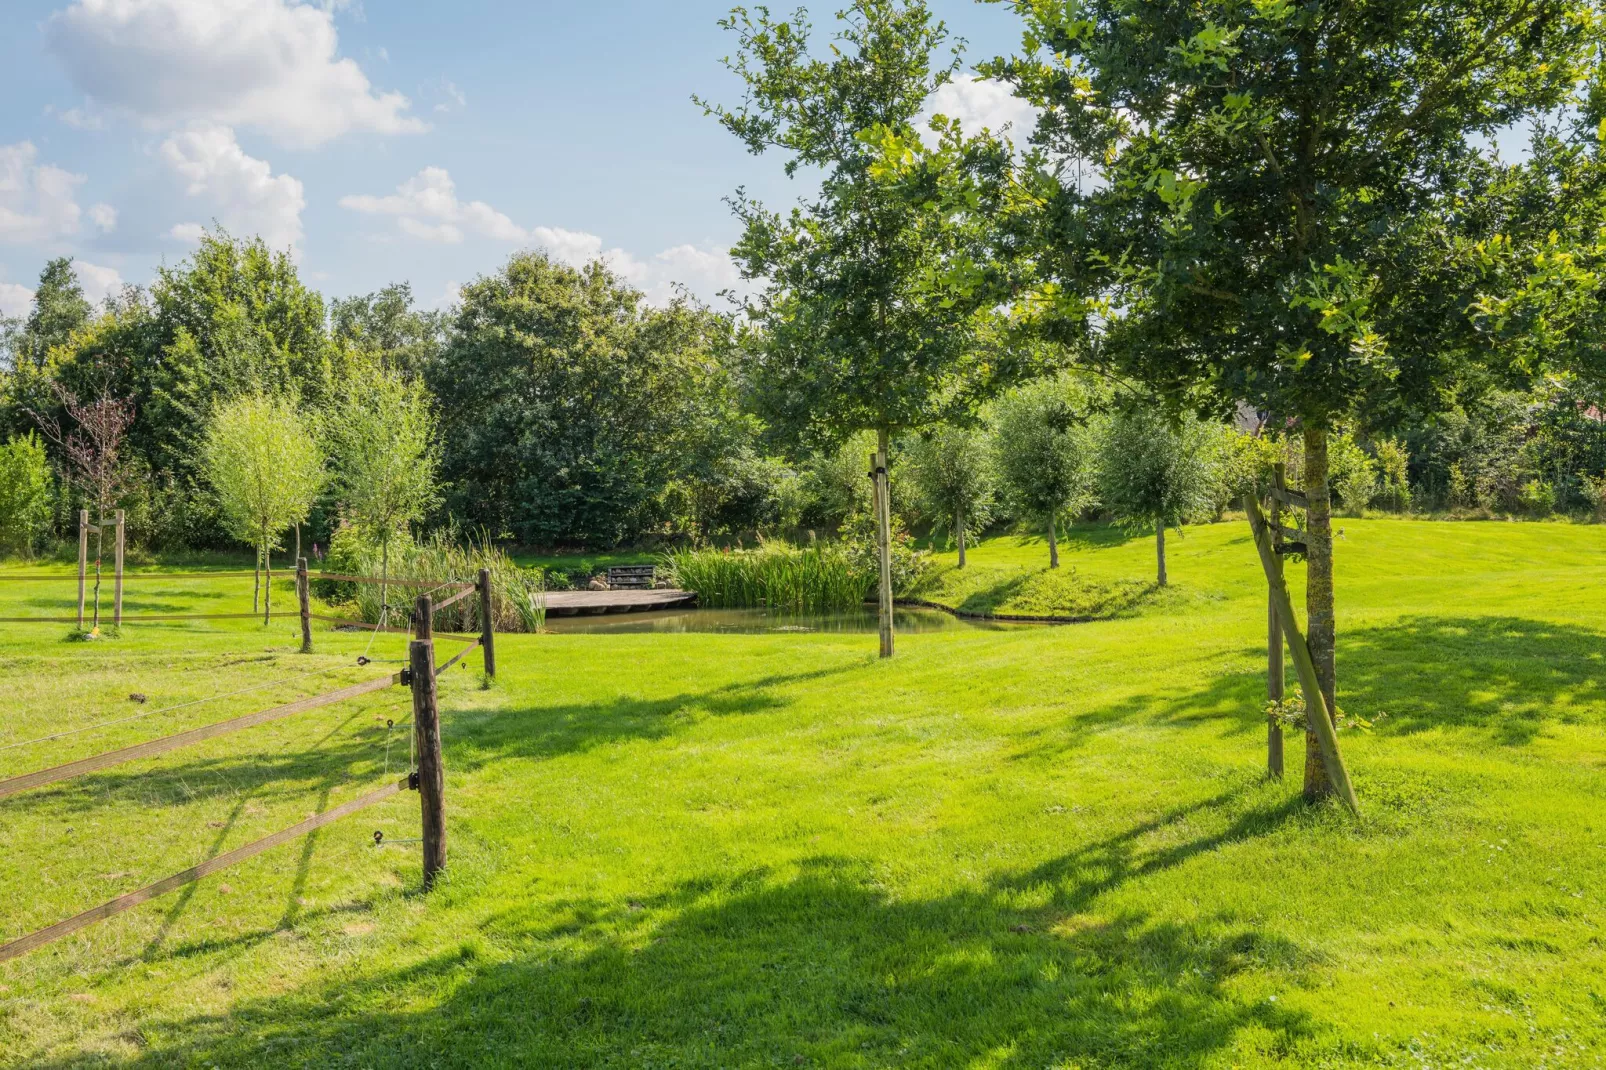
left=32, top=385, right=135, bottom=628
left=908, top=425, right=996, bottom=567
left=325, top=371, right=439, bottom=612
left=1098, top=408, right=1215, bottom=587
left=704, top=0, right=1020, bottom=656
left=992, top=0, right=1600, bottom=801
left=0, top=433, right=54, bottom=557
left=202, top=393, right=325, bottom=623
left=992, top=378, right=1098, bottom=569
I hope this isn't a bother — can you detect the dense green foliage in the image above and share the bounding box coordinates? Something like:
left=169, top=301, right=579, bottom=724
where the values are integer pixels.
left=706, top=0, right=1017, bottom=448
left=429, top=252, right=742, bottom=548
left=0, top=433, right=53, bottom=556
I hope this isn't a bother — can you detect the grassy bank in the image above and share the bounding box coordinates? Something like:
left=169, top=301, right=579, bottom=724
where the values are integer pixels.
left=1, top=519, right=1605, bottom=1066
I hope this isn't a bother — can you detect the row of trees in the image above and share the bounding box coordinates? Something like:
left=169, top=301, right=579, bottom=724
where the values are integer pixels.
left=908, top=378, right=1224, bottom=585
left=702, top=0, right=1606, bottom=805
left=200, top=374, right=435, bottom=618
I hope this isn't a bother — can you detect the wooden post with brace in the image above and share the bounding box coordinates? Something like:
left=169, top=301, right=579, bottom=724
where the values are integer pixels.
left=410, top=594, right=446, bottom=889
left=477, top=567, right=496, bottom=681
left=1267, top=464, right=1285, bottom=779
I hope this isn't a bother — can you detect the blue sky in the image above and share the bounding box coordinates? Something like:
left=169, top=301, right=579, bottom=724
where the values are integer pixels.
left=0, top=0, right=1028, bottom=317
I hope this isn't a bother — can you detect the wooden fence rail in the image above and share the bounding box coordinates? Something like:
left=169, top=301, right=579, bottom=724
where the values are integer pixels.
left=0, top=673, right=400, bottom=800
left=0, top=779, right=407, bottom=964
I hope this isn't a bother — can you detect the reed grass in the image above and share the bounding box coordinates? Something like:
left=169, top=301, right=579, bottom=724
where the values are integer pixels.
left=327, top=530, right=545, bottom=633
left=665, top=543, right=873, bottom=612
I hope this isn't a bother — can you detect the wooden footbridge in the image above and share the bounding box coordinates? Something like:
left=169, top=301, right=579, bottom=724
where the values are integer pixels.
left=542, top=589, right=697, bottom=616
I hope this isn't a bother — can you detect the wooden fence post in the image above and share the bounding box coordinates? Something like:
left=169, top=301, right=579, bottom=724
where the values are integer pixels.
left=477, top=568, right=496, bottom=681
left=77, top=509, right=88, bottom=630
left=297, top=558, right=312, bottom=654
left=870, top=448, right=894, bottom=658
left=1243, top=493, right=1360, bottom=815
left=1267, top=465, right=1285, bottom=780
left=411, top=594, right=446, bottom=889
left=113, top=510, right=125, bottom=628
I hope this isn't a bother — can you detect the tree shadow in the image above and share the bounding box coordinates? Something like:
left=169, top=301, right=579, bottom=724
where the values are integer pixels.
left=0, top=668, right=854, bottom=822
left=50, top=791, right=1316, bottom=1068
left=1336, top=615, right=1606, bottom=745
left=1009, top=614, right=1606, bottom=770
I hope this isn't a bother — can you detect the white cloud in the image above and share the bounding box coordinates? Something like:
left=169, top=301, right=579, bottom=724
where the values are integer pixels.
left=46, top=0, right=425, bottom=148
left=341, top=167, right=524, bottom=243
left=75, top=260, right=125, bottom=304
left=0, top=282, right=33, bottom=317
left=48, top=105, right=107, bottom=131
left=924, top=75, right=1038, bottom=144
left=88, top=202, right=117, bottom=232
left=342, top=166, right=749, bottom=306
left=0, top=142, right=90, bottom=244
left=161, top=123, right=305, bottom=254
left=430, top=79, right=467, bottom=115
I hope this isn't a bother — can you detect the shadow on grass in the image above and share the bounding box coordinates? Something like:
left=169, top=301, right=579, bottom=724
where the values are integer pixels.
left=0, top=667, right=854, bottom=821
left=56, top=792, right=1316, bottom=1069
left=1012, top=614, right=1606, bottom=766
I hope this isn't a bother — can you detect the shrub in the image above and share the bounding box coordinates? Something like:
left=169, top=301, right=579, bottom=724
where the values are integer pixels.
left=0, top=433, right=54, bottom=557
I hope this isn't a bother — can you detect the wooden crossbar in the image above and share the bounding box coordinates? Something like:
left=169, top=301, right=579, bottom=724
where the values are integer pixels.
left=434, top=637, right=482, bottom=677
left=0, top=779, right=407, bottom=964
left=0, top=673, right=401, bottom=800
left=432, top=585, right=478, bottom=614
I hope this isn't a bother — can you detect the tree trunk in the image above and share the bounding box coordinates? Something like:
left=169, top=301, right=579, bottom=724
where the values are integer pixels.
left=91, top=524, right=103, bottom=629
left=294, top=523, right=301, bottom=565
left=263, top=539, right=272, bottom=626
left=1156, top=523, right=1168, bottom=587
left=1303, top=425, right=1337, bottom=801
left=875, top=429, right=894, bottom=659
left=1047, top=517, right=1060, bottom=569
left=380, top=535, right=391, bottom=623
left=956, top=502, right=967, bottom=569
left=253, top=545, right=261, bottom=616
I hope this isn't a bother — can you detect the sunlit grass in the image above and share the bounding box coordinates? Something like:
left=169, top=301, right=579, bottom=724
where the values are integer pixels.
left=1, top=518, right=1604, bottom=1066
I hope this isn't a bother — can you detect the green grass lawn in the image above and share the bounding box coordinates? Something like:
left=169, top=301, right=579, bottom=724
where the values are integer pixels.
left=2, top=518, right=1605, bottom=1067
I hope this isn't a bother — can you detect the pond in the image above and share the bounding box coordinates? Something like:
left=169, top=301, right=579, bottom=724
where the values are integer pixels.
left=540, top=606, right=1033, bottom=635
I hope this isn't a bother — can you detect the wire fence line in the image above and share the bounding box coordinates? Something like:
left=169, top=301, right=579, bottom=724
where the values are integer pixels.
left=0, top=571, right=491, bottom=963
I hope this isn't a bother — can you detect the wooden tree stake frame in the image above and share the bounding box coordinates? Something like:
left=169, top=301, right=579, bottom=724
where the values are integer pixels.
left=1243, top=492, right=1360, bottom=815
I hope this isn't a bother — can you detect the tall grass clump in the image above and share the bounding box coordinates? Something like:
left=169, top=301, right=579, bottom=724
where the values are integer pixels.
left=319, top=527, right=545, bottom=633
left=666, top=542, right=874, bottom=612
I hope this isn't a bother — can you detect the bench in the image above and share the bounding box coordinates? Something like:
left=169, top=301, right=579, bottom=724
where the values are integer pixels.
left=607, top=565, right=656, bottom=590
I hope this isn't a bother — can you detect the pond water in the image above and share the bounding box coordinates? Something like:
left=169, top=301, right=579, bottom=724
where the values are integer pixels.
left=541, top=606, right=1032, bottom=635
